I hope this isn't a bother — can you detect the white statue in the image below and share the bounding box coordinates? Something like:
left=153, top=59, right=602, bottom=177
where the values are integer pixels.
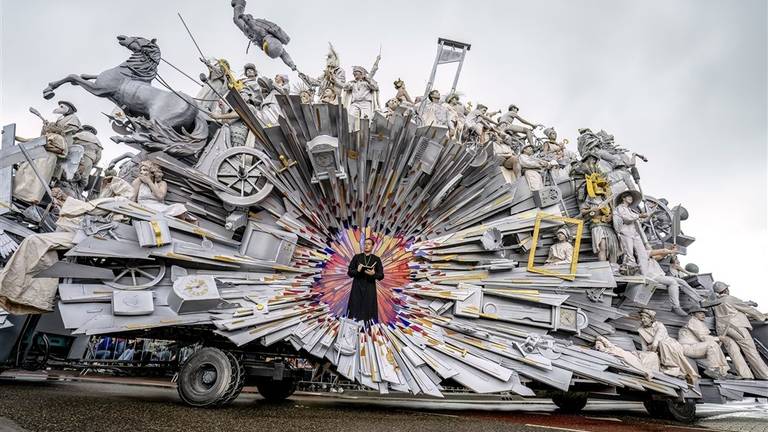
left=518, top=143, right=557, bottom=191
left=545, top=227, right=573, bottom=265
left=13, top=101, right=79, bottom=203
left=613, top=190, right=650, bottom=275
left=638, top=309, right=699, bottom=383
left=417, top=90, right=450, bottom=128
left=705, top=282, right=768, bottom=379
left=677, top=307, right=733, bottom=379
left=646, top=248, right=688, bottom=316
left=595, top=335, right=653, bottom=379
left=497, top=104, right=542, bottom=148
left=131, top=161, right=195, bottom=222
left=343, top=66, right=378, bottom=119
left=299, top=43, right=346, bottom=103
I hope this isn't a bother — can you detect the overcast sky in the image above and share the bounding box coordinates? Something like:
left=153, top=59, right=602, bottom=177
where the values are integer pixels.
left=1, top=0, right=766, bottom=305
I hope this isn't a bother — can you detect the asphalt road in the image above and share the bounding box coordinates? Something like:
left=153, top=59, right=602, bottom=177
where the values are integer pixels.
left=0, top=380, right=763, bottom=432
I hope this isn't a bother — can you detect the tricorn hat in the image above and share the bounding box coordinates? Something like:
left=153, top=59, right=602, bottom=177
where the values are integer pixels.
left=614, top=189, right=642, bottom=209
left=57, top=100, right=77, bottom=114
left=82, top=125, right=97, bottom=135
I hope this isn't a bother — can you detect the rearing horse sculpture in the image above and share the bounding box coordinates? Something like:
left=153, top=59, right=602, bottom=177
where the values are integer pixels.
left=43, top=35, right=199, bottom=133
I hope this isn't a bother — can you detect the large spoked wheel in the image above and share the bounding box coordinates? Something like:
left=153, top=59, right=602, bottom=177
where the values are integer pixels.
left=643, top=398, right=697, bottom=423
left=104, top=260, right=166, bottom=290
left=641, top=196, right=674, bottom=246
left=255, top=377, right=298, bottom=402
left=211, top=147, right=274, bottom=207
left=550, top=391, right=589, bottom=414
left=177, top=347, right=243, bottom=408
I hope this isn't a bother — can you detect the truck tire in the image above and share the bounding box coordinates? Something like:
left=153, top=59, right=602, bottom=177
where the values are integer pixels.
left=177, top=347, right=236, bottom=408
left=255, top=377, right=298, bottom=402
left=218, top=351, right=246, bottom=406
left=642, top=399, right=668, bottom=418
left=664, top=398, right=697, bottom=423
left=551, top=391, right=589, bottom=413
left=643, top=398, right=697, bottom=423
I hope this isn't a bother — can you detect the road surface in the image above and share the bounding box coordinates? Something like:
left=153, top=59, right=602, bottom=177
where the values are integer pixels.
left=0, top=377, right=765, bottom=432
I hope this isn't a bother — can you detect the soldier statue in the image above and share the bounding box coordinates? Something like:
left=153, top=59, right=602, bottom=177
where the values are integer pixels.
left=704, top=282, right=768, bottom=379
left=231, top=0, right=297, bottom=71
left=14, top=101, right=79, bottom=203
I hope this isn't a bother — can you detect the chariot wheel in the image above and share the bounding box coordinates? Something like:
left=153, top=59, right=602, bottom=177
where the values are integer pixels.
left=210, top=147, right=274, bottom=206
left=641, top=196, right=674, bottom=246
left=104, top=260, right=166, bottom=290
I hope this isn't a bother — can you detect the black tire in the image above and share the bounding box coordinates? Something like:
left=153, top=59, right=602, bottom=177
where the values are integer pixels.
left=643, top=399, right=668, bottom=418
left=664, top=398, right=697, bottom=423
left=643, top=398, right=697, bottom=423
left=551, top=391, right=589, bottom=413
left=21, top=333, right=49, bottom=371
left=255, top=378, right=298, bottom=402
left=177, top=347, right=235, bottom=408
left=218, top=351, right=245, bottom=406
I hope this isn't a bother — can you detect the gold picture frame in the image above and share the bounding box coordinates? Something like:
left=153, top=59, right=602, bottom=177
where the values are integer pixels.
left=526, top=212, right=584, bottom=281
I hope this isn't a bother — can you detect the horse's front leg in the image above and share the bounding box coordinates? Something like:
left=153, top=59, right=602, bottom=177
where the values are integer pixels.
left=43, top=74, right=105, bottom=100
left=43, top=75, right=75, bottom=99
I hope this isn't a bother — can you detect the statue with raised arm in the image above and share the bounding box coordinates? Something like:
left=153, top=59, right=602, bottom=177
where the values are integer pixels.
left=299, top=43, right=346, bottom=103
left=393, top=79, right=412, bottom=104
left=498, top=104, right=542, bottom=148
left=13, top=102, right=79, bottom=203
left=196, top=58, right=229, bottom=117
left=231, top=0, right=297, bottom=71
left=343, top=66, right=379, bottom=119
left=131, top=161, right=195, bottom=222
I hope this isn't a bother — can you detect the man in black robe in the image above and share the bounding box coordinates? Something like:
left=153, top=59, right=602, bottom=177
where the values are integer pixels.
left=346, top=238, right=384, bottom=322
